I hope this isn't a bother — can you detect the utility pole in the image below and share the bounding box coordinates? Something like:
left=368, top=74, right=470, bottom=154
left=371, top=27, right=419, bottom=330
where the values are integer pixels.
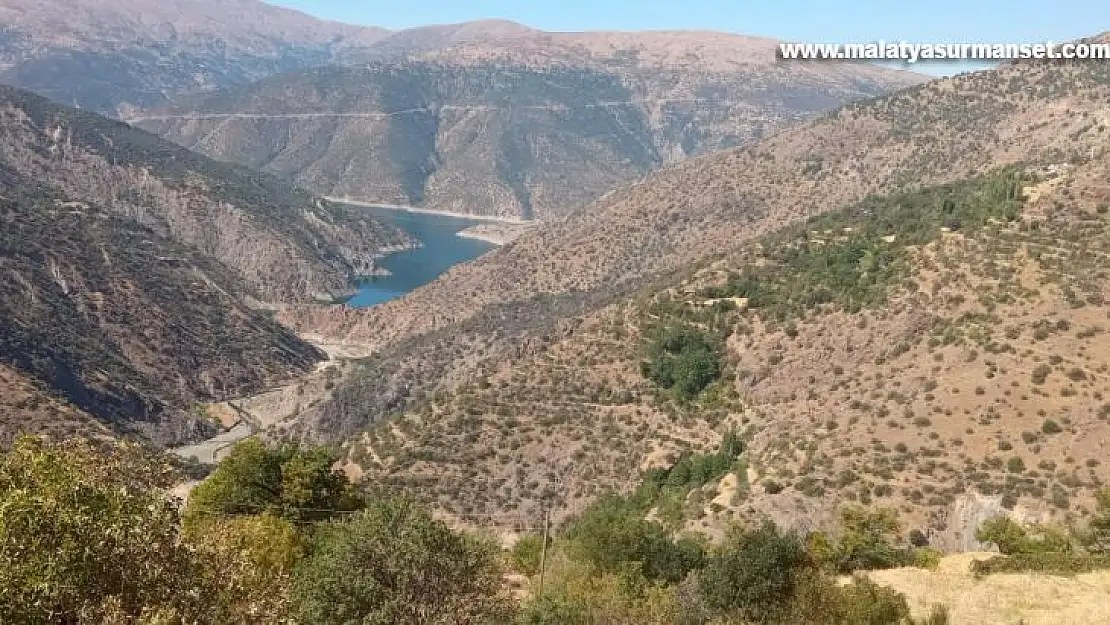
left=537, top=507, right=550, bottom=599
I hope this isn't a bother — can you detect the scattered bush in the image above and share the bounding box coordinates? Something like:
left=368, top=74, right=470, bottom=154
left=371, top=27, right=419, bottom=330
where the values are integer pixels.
left=1041, top=419, right=1063, bottom=435
left=641, top=324, right=723, bottom=401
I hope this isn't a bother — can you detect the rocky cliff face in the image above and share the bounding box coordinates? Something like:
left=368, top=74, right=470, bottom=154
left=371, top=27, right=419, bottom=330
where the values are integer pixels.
left=0, top=86, right=412, bottom=303
left=134, top=58, right=925, bottom=220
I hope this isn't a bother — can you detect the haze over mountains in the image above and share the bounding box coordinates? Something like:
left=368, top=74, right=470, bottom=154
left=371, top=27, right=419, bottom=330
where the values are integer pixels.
left=131, top=32, right=924, bottom=219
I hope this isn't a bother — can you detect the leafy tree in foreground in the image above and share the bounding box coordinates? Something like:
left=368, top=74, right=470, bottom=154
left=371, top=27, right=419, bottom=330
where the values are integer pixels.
left=564, top=493, right=706, bottom=584
left=0, top=437, right=214, bottom=624
left=696, top=522, right=809, bottom=624
left=184, top=438, right=362, bottom=526
left=833, top=506, right=911, bottom=573
left=291, top=496, right=515, bottom=625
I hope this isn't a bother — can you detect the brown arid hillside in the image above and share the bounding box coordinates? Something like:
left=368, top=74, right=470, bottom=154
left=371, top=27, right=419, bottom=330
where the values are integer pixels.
left=0, top=0, right=386, bottom=115
left=0, top=159, right=329, bottom=445
left=0, top=86, right=421, bottom=446
left=0, top=86, right=412, bottom=304
left=267, top=46, right=1110, bottom=544
left=0, top=365, right=107, bottom=447
left=133, top=50, right=923, bottom=220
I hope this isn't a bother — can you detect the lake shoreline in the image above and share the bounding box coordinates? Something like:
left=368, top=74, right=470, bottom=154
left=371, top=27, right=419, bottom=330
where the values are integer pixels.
left=335, top=204, right=498, bottom=309
left=457, top=222, right=538, bottom=245
left=327, top=196, right=535, bottom=225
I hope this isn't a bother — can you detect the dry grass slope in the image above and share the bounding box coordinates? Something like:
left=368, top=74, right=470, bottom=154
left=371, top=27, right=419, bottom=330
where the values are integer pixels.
left=866, top=553, right=1110, bottom=625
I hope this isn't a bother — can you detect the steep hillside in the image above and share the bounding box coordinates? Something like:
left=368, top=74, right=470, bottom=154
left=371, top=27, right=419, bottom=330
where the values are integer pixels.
left=0, top=86, right=411, bottom=303
left=133, top=55, right=923, bottom=219
left=0, top=160, right=330, bottom=445
left=0, top=0, right=541, bottom=118
left=0, top=365, right=106, bottom=447
left=273, top=51, right=1110, bottom=542
left=0, top=0, right=387, bottom=115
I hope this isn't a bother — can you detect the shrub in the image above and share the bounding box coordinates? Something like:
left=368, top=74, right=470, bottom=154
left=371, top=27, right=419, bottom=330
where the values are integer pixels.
left=1031, top=364, right=1052, bottom=384
left=510, top=535, right=546, bottom=576
left=763, top=479, right=785, bottom=494
left=908, top=529, right=930, bottom=548
left=641, top=324, right=723, bottom=400
left=519, top=596, right=587, bottom=625
left=185, top=439, right=362, bottom=526
left=697, top=523, right=809, bottom=624
left=975, top=517, right=1028, bottom=554
left=835, top=577, right=912, bottom=624
left=1042, top=419, right=1063, bottom=435
left=913, top=548, right=944, bottom=570
left=976, top=517, right=1073, bottom=556
left=833, top=506, right=912, bottom=573
left=291, top=497, right=514, bottom=625
left=564, top=495, right=705, bottom=584
left=971, top=553, right=1110, bottom=576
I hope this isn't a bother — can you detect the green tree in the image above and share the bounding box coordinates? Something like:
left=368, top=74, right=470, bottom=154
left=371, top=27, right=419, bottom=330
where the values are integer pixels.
left=641, top=324, right=722, bottom=401
left=975, top=517, right=1072, bottom=556
left=290, top=497, right=515, bottom=625
left=834, top=506, right=910, bottom=573
left=184, top=439, right=361, bottom=526
left=185, top=514, right=305, bottom=622
left=565, top=494, right=705, bottom=584
left=975, top=517, right=1029, bottom=555
left=697, top=522, right=809, bottom=624
left=0, top=437, right=216, bottom=623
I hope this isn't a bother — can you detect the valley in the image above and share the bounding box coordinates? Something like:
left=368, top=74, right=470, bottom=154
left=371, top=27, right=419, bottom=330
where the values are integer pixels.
left=2, top=0, right=1110, bottom=622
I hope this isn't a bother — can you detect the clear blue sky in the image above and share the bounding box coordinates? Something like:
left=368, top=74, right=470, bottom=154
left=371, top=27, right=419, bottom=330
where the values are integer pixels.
left=271, top=0, right=1107, bottom=44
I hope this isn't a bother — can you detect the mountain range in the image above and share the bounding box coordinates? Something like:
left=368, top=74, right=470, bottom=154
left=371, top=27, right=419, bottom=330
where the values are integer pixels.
left=0, top=0, right=924, bottom=220
left=134, top=53, right=924, bottom=219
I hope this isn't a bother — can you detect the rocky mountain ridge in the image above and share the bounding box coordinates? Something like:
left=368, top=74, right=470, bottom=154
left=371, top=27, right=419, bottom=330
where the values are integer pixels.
left=0, top=85, right=414, bottom=445
left=134, top=57, right=923, bottom=219
left=0, top=0, right=541, bottom=116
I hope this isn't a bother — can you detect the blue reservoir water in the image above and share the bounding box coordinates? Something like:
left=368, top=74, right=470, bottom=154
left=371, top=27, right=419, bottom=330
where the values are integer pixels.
left=343, top=206, right=495, bottom=308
